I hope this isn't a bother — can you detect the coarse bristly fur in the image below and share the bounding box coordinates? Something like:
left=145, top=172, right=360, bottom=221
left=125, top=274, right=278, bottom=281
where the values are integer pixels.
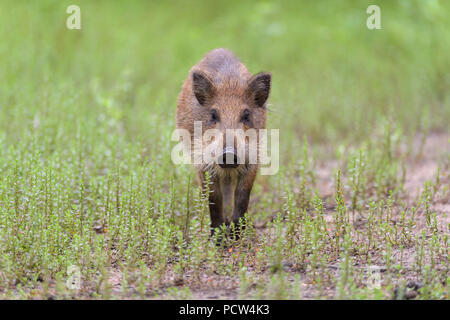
left=176, top=48, right=271, bottom=235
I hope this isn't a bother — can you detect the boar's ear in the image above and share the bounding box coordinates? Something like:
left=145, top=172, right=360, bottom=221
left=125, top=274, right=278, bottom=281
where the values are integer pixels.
left=192, top=71, right=215, bottom=106
left=247, top=72, right=271, bottom=107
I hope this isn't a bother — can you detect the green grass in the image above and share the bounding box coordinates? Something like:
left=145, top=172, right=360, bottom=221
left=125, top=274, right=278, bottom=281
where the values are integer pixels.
left=0, top=0, right=448, bottom=299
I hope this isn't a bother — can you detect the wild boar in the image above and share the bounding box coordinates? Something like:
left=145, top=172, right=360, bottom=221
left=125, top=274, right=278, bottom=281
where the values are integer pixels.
left=176, top=48, right=271, bottom=236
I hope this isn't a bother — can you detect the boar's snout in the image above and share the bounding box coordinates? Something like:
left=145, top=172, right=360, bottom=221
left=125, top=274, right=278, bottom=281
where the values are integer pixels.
left=218, top=147, right=239, bottom=169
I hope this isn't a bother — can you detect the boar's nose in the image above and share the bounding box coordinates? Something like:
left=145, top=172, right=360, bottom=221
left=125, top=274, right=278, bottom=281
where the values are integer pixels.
left=218, top=147, right=239, bottom=168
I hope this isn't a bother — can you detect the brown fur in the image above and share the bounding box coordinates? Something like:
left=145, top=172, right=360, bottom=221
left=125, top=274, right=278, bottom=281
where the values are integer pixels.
left=176, top=48, right=271, bottom=234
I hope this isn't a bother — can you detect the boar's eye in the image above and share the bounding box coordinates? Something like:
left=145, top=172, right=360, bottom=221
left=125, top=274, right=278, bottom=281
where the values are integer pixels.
left=210, top=109, right=219, bottom=123
left=240, top=109, right=251, bottom=124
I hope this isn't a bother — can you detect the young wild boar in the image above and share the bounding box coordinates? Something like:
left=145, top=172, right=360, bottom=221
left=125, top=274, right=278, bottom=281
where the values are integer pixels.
left=176, top=48, right=271, bottom=236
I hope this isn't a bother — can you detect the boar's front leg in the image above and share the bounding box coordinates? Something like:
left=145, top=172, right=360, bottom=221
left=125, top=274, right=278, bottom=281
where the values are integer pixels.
left=198, top=171, right=224, bottom=235
left=208, top=180, right=224, bottom=234
left=231, top=166, right=257, bottom=234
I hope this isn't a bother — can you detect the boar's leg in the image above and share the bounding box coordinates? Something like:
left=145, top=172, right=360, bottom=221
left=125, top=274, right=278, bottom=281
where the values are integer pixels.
left=231, top=166, right=257, bottom=236
left=197, top=170, right=224, bottom=235
left=208, top=181, right=224, bottom=234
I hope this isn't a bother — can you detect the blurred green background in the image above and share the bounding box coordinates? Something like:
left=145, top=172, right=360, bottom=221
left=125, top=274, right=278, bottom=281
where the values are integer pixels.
left=1, top=0, right=448, bottom=152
